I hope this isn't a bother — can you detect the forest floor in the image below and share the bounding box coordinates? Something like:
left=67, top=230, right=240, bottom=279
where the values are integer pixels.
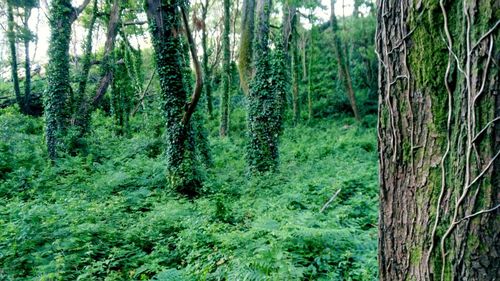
left=0, top=108, right=379, bottom=280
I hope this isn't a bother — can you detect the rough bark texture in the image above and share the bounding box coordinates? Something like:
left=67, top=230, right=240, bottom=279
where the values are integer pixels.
left=220, top=0, right=231, bottom=137
left=238, top=0, right=255, bottom=95
left=330, top=0, right=360, bottom=121
left=377, top=0, right=500, bottom=280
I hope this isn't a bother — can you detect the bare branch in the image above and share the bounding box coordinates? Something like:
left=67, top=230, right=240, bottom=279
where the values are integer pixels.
left=320, top=189, right=342, bottom=213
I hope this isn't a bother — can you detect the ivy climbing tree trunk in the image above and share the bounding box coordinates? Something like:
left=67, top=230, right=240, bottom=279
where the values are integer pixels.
left=220, top=0, right=230, bottom=137
left=330, top=0, right=360, bottom=121
left=7, top=1, right=22, bottom=113
left=146, top=0, right=203, bottom=195
left=45, top=0, right=91, bottom=160
left=73, top=0, right=98, bottom=136
left=238, top=0, right=255, bottom=95
left=377, top=0, right=499, bottom=280
left=247, top=0, right=282, bottom=174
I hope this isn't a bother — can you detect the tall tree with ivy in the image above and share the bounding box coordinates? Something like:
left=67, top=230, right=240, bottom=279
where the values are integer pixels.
left=247, top=0, right=283, bottom=174
left=219, top=0, right=231, bottom=137
left=145, top=0, right=204, bottom=195
left=44, top=0, right=91, bottom=160
left=377, top=0, right=499, bottom=279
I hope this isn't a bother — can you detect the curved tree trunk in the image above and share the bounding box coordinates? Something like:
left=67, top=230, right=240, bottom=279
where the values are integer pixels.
left=377, top=0, right=499, bottom=280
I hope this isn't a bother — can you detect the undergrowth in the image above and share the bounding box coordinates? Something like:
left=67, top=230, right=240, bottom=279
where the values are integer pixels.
left=0, top=107, right=378, bottom=280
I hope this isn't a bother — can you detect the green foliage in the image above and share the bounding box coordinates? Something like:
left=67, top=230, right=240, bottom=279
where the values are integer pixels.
left=0, top=106, right=378, bottom=280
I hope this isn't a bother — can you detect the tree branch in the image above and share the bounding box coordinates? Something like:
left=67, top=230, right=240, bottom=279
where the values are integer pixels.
left=70, top=0, right=92, bottom=22
left=180, top=5, right=203, bottom=126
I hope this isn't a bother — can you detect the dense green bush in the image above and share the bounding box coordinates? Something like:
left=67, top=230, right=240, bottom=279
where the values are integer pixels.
left=0, top=107, right=378, bottom=280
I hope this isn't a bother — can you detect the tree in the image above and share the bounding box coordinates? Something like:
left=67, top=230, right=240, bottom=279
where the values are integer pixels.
left=219, top=0, right=230, bottom=137
left=238, top=0, right=255, bottom=95
left=145, top=0, right=204, bottom=195
left=377, top=0, right=499, bottom=280
left=72, top=0, right=98, bottom=136
left=330, top=0, right=360, bottom=121
left=6, top=0, right=22, bottom=113
left=200, top=0, right=213, bottom=117
left=247, top=0, right=283, bottom=174
left=44, top=0, right=91, bottom=160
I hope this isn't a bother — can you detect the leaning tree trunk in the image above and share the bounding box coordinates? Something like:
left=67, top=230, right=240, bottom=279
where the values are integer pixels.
left=377, top=0, right=499, bottom=280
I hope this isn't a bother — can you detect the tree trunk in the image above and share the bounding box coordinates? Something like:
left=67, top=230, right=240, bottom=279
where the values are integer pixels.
left=7, top=2, right=22, bottom=113
left=247, top=0, right=281, bottom=174
left=146, top=0, right=203, bottom=195
left=44, top=0, right=90, bottom=160
left=330, top=0, right=360, bottom=121
left=45, top=0, right=76, bottom=160
left=220, top=0, right=231, bottom=137
left=22, top=7, right=32, bottom=115
left=73, top=0, right=98, bottom=136
left=201, top=0, right=213, bottom=118
left=92, top=0, right=121, bottom=105
left=238, top=0, right=255, bottom=95
left=292, top=18, right=300, bottom=125
left=377, top=0, right=500, bottom=280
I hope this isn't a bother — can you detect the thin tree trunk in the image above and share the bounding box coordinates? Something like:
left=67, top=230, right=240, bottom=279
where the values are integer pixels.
left=220, top=0, right=230, bottom=137
left=307, top=27, right=313, bottom=121
left=238, top=0, right=255, bottom=95
left=22, top=7, right=32, bottom=114
left=7, top=2, right=22, bottom=113
left=377, top=0, right=500, bottom=280
left=330, top=0, right=360, bottom=121
left=201, top=0, right=213, bottom=117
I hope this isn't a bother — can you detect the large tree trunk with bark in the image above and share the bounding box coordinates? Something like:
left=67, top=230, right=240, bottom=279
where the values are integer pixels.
left=377, top=0, right=500, bottom=280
